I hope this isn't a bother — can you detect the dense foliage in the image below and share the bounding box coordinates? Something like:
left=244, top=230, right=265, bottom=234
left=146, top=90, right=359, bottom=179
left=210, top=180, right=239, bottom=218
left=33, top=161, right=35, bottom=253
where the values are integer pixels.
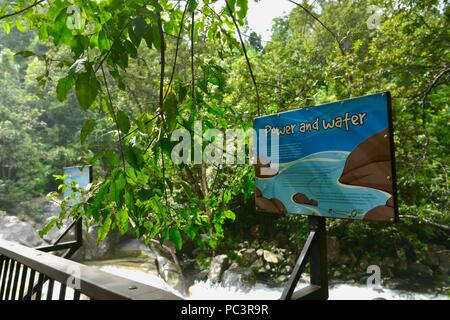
left=0, top=0, right=448, bottom=254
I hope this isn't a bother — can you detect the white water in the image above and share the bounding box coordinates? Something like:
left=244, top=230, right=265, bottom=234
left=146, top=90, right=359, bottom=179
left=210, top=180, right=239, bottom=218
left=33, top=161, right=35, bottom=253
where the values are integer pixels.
left=96, top=264, right=449, bottom=300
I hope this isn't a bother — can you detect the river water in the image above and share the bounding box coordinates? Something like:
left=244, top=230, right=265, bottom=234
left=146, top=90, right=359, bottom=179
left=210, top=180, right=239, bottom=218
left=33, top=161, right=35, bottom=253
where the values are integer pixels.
left=89, top=262, right=448, bottom=300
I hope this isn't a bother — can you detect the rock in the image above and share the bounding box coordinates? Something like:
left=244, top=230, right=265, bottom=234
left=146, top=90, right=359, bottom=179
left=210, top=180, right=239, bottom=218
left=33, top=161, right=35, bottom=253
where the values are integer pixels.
left=339, top=251, right=357, bottom=267
left=240, top=248, right=257, bottom=267
left=82, top=225, right=116, bottom=260
left=276, top=275, right=289, bottom=283
left=113, top=239, right=155, bottom=258
left=42, top=200, right=61, bottom=218
left=424, top=246, right=449, bottom=274
left=155, top=254, right=184, bottom=292
left=274, top=232, right=289, bottom=248
left=250, top=258, right=264, bottom=271
left=327, top=236, right=341, bottom=264
left=380, top=257, right=396, bottom=270
left=284, top=265, right=292, bottom=274
left=409, top=262, right=433, bottom=278
left=263, top=250, right=281, bottom=264
left=0, top=215, right=44, bottom=247
left=396, top=261, right=408, bottom=274
left=256, top=249, right=264, bottom=257
left=222, top=266, right=256, bottom=292
left=436, top=251, right=450, bottom=274
left=425, top=250, right=440, bottom=268
left=207, top=254, right=230, bottom=283
left=192, top=269, right=209, bottom=283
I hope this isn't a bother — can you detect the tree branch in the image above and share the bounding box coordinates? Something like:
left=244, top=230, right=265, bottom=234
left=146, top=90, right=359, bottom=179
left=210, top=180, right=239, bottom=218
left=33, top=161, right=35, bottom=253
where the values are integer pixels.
left=0, top=0, right=46, bottom=20
left=416, top=66, right=450, bottom=163
left=225, top=0, right=261, bottom=116
left=127, top=217, right=187, bottom=295
left=164, top=0, right=190, bottom=101
left=288, top=0, right=345, bottom=56
left=100, top=64, right=126, bottom=172
left=400, top=215, right=450, bottom=233
left=191, top=10, right=196, bottom=112
left=157, top=9, right=166, bottom=124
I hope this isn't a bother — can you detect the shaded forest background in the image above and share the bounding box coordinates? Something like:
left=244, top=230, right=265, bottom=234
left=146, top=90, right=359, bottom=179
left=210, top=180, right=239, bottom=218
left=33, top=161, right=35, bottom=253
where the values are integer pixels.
left=0, top=0, right=448, bottom=288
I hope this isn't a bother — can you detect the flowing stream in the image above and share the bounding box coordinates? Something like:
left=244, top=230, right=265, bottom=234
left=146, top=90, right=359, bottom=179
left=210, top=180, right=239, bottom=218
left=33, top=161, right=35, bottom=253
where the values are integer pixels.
left=85, top=259, right=448, bottom=300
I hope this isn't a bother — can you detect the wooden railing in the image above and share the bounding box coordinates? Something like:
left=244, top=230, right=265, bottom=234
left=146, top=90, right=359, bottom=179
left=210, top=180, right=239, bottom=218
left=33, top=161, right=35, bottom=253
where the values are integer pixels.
left=0, top=239, right=181, bottom=300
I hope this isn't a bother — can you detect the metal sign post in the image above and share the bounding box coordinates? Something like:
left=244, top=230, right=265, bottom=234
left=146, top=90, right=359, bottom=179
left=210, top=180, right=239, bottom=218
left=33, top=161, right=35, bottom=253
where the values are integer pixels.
left=281, top=216, right=328, bottom=300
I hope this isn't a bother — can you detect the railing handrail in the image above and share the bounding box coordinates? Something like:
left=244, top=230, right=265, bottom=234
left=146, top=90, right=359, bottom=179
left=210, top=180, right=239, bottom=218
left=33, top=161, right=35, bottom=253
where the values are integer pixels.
left=0, top=239, right=181, bottom=300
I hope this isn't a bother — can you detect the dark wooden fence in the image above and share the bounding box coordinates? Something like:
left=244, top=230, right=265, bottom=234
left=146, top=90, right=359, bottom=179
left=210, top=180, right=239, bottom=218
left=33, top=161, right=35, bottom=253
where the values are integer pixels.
left=0, top=239, right=181, bottom=300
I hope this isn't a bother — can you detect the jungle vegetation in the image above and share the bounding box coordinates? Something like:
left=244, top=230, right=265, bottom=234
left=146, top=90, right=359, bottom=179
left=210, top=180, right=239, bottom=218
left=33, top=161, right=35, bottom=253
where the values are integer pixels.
left=0, top=0, right=448, bottom=261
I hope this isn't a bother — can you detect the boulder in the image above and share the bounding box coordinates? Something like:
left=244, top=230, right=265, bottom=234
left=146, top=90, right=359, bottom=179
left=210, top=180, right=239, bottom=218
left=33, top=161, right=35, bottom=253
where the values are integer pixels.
left=221, top=266, right=256, bottom=292
left=207, top=255, right=230, bottom=283
left=436, top=251, right=449, bottom=274
left=409, top=262, right=433, bottom=278
left=380, top=256, right=396, bottom=270
left=191, top=269, right=209, bottom=283
left=424, top=246, right=449, bottom=274
left=114, top=238, right=155, bottom=258
left=80, top=225, right=116, bottom=260
left=240, top=248, right=258, bottom=267
left=262, top=250, right=281, bottom=264
left=250, top=258, right=264, bottom=272
left=0, top=215, right=44, bottom=247
left=155, top=254, right=184, bottom=293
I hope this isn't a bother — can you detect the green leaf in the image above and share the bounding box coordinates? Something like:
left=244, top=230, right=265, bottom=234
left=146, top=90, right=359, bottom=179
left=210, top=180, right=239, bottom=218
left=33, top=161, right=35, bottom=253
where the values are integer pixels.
left=164, top=92, right=178, bottom=132
left=115, top=208, right=130, bottom=235
left=80, top=118, right=96, bottom=144
left=124, top=40, right=138, bottom=59
left=223, top=209, right=236, bottom=221
left=56, top=75, right=75, bottom=102
left=52, top=9, right=73, bottom=45
left=75, top=70, right=100, bottom=110
left=39, top=219, right=57, bottom=238
left=169, top=228, right=183, bottom=251
left=109, top=171, right=126, bottom=203
left=117, top=110, right=130, bottom=133
left=236, top=0, right=248, bottom=22
left=188, top=0, right=198, bottom=12
left=97, top=215, right=112, bottom=243
left=98, top=30, right=112, bottom=51
left=148, top=23, right=161, bottom=50
left=88, top=182, right=109, bottom=220
left=143, top=27, right=153, bottom=49
left=125, top=146, right=138, bottom=168
left=129, top=16, right=146, bottom=47
left=104, top=150, right=119, bottom=167
left=15, top=51, right=35, bottom=58
left=186, top=224, right=198, bottom=240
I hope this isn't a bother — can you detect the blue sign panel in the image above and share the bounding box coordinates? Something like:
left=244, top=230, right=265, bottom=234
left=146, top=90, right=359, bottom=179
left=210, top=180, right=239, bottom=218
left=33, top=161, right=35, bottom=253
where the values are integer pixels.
left=254, top=92, right=398, bottom=222
left=64, top=166, right=92, bottom=204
